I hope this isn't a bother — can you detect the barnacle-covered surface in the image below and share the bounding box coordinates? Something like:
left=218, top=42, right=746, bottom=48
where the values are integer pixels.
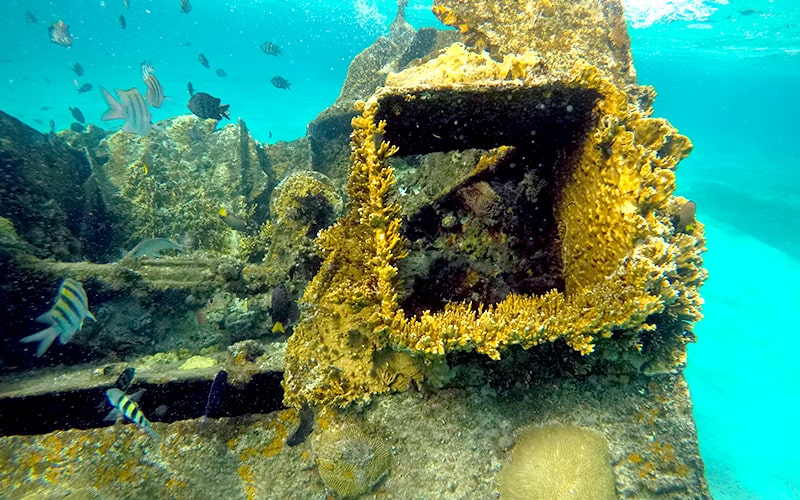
left=0, top=373, right=707, bottom=499
left=431, top=0, right=637, bottom=92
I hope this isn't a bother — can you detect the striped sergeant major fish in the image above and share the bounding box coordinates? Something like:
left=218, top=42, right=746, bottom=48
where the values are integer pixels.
left=20, top=278, right=96, bottom=357
left=141, top=62, right=165, bottom=108
left=100, top=87, right=153, bottom=135
left=105, top=388, right=159, bottom=440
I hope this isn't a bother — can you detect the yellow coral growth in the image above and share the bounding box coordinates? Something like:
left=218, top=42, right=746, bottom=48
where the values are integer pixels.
left=282, top=99, right=424, bottom=408
left=284, top=53, right=706, bottom=408
left=431, top=0, right=637, bottom=90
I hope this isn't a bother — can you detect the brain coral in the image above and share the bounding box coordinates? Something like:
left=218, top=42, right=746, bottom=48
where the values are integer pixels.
left=314, top=426, right=392, bottom=498
left=500, top=424, right=616, bottom=500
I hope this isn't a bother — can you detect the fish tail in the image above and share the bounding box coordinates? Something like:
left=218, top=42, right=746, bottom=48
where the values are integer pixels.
left=145, top=424, right=160, bottom=440
left=20, top=326, right=59, bottom=357
left=272, top=321, right=285, bottom=334
left=100, top=87, right=124, bottom=121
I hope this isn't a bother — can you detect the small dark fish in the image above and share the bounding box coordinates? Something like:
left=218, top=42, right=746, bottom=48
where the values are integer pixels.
left=271, top=284, right=292, bottom=334
left=48, top=119, right=56, bottom=135
left=180, top=0, right=192, bottom=14
left=739, top=9, right=758, bottom=16
left=187, top=81, right=194, bottom=96
left=675, top=200, right=697, bottom=233
left=187, top=92, right=230, bottom=121
left=71, top=62, right=84, bottom=77
left=268, top=131, right=272, bottom=139
left=141, top=62, right=165, bottom=108
left=285, top=402, right=314, bottom=446
left=198, top=53, right=210, bottom=69
left=77, top=83, right=93, bottom=93
left=218, top=208, right=247, bottom=231
left=119, top=14, right=126, bottom=29
left=260, top=42, right=281, bottom=56
left=202, top=370, right=227, bottom=423
left=49, top=20, right=72, bottom=47
left=69, top=106, right=85, bottom=123
left=114, top=367, right=136, bottom=392
left=270, top=76, right=291, bottom=90
left=70, top=122, right=85, bottom=133
left=25, top=11, right=38, bottom=24
left=180, top=41, right=192, bottom=47
left=123, top=0, right=130, bottom=9
left=215, top=68, right=227, bottom=77
left=40, top=106, right=52, bottom=111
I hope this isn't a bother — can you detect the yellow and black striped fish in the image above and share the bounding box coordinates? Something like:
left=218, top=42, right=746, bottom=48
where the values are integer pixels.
left=106, top=388, right=159, bottom=439
left=20, top=278, right=96, bottom=357
left=141, top=62, right=165, bottom=108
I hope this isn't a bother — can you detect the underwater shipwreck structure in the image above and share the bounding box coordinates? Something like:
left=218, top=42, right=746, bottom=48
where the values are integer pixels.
left=0, top=0, right=708, bottom=498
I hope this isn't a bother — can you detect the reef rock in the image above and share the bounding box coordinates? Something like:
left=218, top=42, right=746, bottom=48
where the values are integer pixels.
left=0, top=111, right=109, bottom=261
left=307, top=2, right=459, bottom=185
left=97, top=116, right=273, bottom=256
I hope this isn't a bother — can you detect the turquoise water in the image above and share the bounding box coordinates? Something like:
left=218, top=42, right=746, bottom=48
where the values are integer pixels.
left=629, top=2, right=800, bottom=498
left=2, top=1, right=799, bottom=498
left=0, top=0, right=439, bottom=143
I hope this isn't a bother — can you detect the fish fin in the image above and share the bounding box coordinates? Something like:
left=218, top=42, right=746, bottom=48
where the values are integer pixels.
left=87, top=310, right=97, bottom=322
left=272, top=321, right=285, bottom=334
left=128, top=388, right=145, bottom=402
left=34, top=310, right=54, bottom=324
left=104, top=408, right=122, bottom=422
left=20, top=326, right=58, bottom=357
left=100, top=87, right=124, bottom=121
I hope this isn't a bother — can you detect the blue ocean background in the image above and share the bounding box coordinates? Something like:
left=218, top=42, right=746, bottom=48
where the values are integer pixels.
left=1, top=1, right=798, bottom=498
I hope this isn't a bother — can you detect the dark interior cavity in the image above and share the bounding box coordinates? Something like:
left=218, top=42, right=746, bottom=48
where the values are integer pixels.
left=375, top=86, right=600, bottom=316
left=0, top=371, right=284, bottom=437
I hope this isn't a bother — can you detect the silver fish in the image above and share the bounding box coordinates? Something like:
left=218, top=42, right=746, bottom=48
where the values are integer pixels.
left=101, top=87, right=152, bottom=135
left=105, top=388, right=159, bottom=439
left=141, top=62, right=165, bottom=108
left=49, top=20, right=72, bottom=47
left=20, top=278, right=96, bottom=357
left=124, top=238, right=183, bottom=258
